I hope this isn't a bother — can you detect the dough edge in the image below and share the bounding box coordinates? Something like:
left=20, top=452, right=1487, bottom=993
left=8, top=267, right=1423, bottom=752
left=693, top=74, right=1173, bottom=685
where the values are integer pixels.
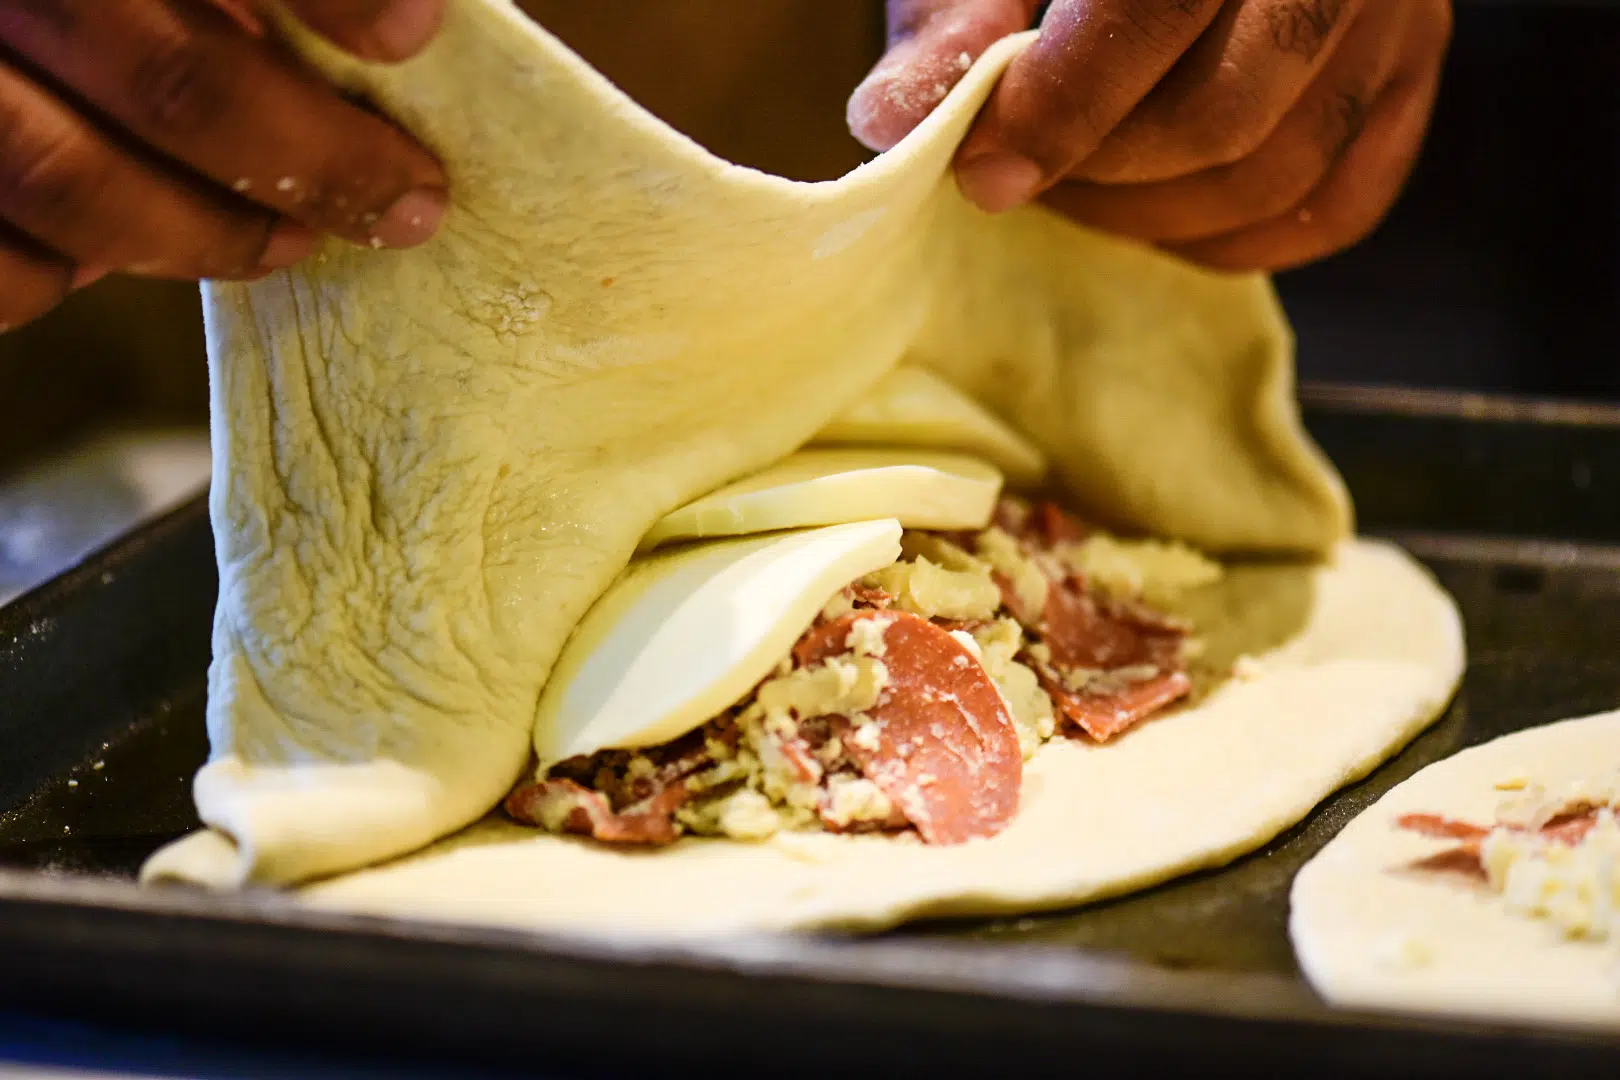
left=1290, top=711, right=1620, bottom=1030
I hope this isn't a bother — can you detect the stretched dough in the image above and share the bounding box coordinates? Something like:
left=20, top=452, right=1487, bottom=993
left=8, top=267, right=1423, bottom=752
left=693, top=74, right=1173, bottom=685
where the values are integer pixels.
left=809, top=365, right=1048, bottom=485
left=1290, top=713, right=1620, bottom=1030
left=143, top=1, right=1350, bottom=891
left=296, top=540, right=1462, bottom=936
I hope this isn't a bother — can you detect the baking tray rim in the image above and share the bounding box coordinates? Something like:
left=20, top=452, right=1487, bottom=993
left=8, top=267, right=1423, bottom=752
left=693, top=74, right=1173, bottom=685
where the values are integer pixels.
left=3, top=864, right=1618, bottom=1052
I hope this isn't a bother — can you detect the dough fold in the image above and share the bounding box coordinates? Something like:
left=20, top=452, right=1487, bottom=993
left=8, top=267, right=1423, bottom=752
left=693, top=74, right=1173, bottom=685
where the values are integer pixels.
left=144, top=1, right=1349, bottom=889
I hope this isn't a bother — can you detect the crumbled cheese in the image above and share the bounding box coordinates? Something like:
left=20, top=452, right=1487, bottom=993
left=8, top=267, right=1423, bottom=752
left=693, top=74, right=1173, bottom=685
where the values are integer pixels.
left=1373, top=932, right=1435, bottom=971
left=848, top=723, right=881, bottom=752
left=864, top=556, right=999, bottom=621
left=821, top=774, right=895, bottom=827
left=1482, top=811, right=1620, bottom=943
left=756, top=655, right=889, bottom=724
left=972, top=617, right=1055, bottom=759
left=847, top=615, right=891, bottom=658
left=900, top=533, right=985, bottom=573
left=1232, top=655, right=1265, bottom=682
left=1059, top=666, right=1097, bottom=693
left=678, top=787, right=783, bottom=840
left=949, top=629, right=982, bottom=659
left=975, top=527, right=1047, bottom=616
left=820, top=588, right=857, bottom=622
left=1497, top=773, right=1620, bottom=829
left=1058, top=534, right=1222, bottom=605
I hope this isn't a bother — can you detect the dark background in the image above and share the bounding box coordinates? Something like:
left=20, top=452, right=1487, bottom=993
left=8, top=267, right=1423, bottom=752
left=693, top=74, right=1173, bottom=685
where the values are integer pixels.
left=0, top=0, right=1615, bottom=465
left=1281, top=1, right=1620, bottom=396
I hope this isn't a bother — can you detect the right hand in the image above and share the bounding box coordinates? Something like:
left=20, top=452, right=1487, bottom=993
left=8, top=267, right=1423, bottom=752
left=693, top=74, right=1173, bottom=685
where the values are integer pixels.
left=0, top=0, right=450, bottom=331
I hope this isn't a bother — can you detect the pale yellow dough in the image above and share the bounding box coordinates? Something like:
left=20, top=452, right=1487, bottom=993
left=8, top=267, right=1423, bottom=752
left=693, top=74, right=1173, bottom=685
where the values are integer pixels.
left=1290, top=712, right=1620, bottom=1030
left=293, top=540, right=1462, bottom=936
left=143, top=1, right=1356, bottom=892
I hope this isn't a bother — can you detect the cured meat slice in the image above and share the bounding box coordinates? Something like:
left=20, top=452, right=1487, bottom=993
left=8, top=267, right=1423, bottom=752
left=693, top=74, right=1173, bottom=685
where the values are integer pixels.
left=1035, top=500, right=1092, bottom=546
left=796, top=611, right=1021, bottom=844
left=1041, top=668, right=1193, bottom=743
left=1035, top=576, right=1184, bottom=672
left=505, top=778, right=689, bottom=845
left=1395, top=805, right=1606, bottom=877
left=1396, top=812, right=1491, bottom=846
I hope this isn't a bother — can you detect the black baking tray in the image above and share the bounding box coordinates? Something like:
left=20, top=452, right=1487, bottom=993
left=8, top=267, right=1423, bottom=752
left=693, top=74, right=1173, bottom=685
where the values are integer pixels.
left=3, top=384, right=1620, bottom=1079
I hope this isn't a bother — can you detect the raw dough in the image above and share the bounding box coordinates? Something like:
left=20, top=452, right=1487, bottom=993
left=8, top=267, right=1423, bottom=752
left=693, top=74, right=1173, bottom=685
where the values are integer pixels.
left=1290, top=712, right=1620, bottom=1030
left=809, top=365, right=1048, bottom=485
left=143, top=2, right=1351, bottom=891
left=295, top=540, right=1462, bottom=936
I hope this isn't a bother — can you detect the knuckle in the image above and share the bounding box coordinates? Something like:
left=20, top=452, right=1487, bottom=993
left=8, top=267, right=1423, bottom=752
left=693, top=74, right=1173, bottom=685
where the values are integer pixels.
left=1264, top=0, right=1352, bottom=63
left=129, top=29, right=231, bottom=139
left=1225, top=156, right=1321, bottom=226
left=1186, top=80, right=1275, bottom=167
left=0, top=118, right=111, bottom=229
left=1119, top=0, right=1213, bottom=54
left=1318, top=88, right=1372, bottom=162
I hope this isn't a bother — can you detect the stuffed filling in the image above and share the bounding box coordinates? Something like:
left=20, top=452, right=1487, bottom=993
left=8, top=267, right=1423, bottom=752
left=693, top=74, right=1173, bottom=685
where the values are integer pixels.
left=506, top=495, right=1223, bottom=847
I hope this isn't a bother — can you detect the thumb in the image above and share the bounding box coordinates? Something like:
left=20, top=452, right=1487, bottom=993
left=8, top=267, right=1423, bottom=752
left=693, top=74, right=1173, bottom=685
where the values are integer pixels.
left=848, top=0, right=1040, bottom=152
left=278, top=0, right=446, bottom=63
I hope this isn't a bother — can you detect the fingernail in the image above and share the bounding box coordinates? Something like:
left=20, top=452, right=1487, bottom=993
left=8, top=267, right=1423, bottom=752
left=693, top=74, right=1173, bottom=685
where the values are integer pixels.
left=369, top=187, right=447, bottom=249
left=370, top=0, right=443, bottom=61
left=260, top=222, right=318, bottom=270
left=956, top=153, right=1044, bottom=214
left=70, top=265, right=108, bottom=290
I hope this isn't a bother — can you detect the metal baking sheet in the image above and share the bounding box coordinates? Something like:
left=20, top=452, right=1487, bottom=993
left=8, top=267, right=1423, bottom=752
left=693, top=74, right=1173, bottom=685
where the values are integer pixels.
left=1, top=384, right=1619, bottom=1077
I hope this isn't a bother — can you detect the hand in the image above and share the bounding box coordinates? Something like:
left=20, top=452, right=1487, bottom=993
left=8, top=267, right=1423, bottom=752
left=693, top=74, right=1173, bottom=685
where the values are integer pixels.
left=0, top=0, right=449, bottom=331
left=849, top=0, right=1452, bottom=273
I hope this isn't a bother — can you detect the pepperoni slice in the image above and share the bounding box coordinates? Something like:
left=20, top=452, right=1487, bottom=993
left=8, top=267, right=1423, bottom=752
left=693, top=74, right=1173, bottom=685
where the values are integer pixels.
left=1397, top=805, right=1608, bottom=878
left=1035, top=500, right=1092, bottom=546
left=849, top=583, right=895, bottom=609
left=1040, top=668, right=1192, bottom=743
left=505, top=778, right=689, bottom=846
left=795, top=611, right=1022, bottom=844
left=1396, top=812, right=1491, bottom=849
left=1034, top=576, right=1184, bottom=672
left=989, top=497, right=1091, bottom=548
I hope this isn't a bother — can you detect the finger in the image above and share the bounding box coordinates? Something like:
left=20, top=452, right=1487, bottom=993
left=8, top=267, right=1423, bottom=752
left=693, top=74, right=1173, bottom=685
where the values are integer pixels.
left=0, top=58, right=314, bottom=280
left=201, top=0, right=264, bottom=36
left=848, top=0, right=1039, bottom=153
left=953, top=0, right=1226, bottom=213
left=1166, top=63, right=1444, bottom=274
left=1043, top=2, right=1407, bottom=244
left=1078, top=0, right=1368, bottom=185
left=0, top=0, right=447, bottom=249
left=0, top=224, right=73, bottom=331
left=279, top=0, right=445, bottom=63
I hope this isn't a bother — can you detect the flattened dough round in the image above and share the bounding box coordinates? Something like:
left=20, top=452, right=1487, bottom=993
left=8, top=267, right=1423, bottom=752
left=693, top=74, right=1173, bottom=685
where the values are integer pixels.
left=300, top=539, right=1463, bottom=937
left=1290, top=712, right=1620, bottom=1030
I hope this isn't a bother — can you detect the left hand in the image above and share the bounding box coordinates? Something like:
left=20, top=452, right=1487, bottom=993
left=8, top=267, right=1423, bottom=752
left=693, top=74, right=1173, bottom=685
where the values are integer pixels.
left=848, top=0, right=1452, bottom=273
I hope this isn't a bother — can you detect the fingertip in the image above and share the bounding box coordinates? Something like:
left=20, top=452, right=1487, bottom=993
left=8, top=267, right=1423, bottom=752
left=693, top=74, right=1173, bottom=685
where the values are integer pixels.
left=846, top=74, right=919, bottom=153
left=955, top=151, right=1043, bottom=214
left=367, top=186, right=447, bottom=249
left=290, top=0, right=444, bottom=64
left=366, top=0, right=444, bottom=62
left=259, top=221, right=319, bottom=270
